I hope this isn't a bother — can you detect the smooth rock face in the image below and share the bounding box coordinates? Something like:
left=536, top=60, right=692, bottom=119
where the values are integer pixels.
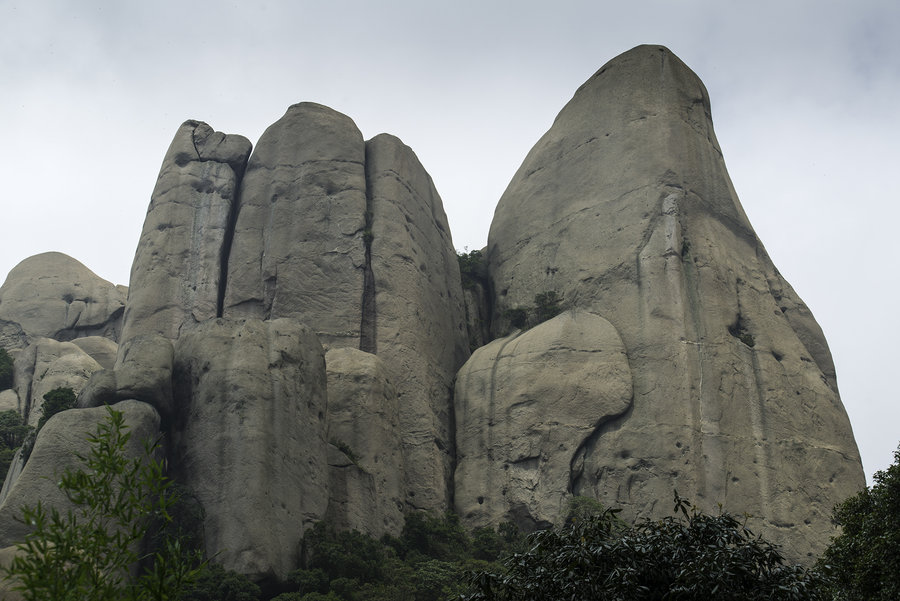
left=172, top=318, right=328, bottom=583
left=71, top=336, right=119, bottom=370
left=14, top=338, right=101, bottom=428
left=455, top=310, right=632, bottom=529
left=76, top=335, right=175, bottom=420
left=224, top=103, right=368, bottom=348
left=0, top=400, right=160, bottom=547
left=0, top=253, right=125, bottom=346
left=484, top=44, right=863, bottom=558
left=121, top=121, right=252, bottom=343
left=324, top=347, right=404, bottom=535
left=366, top=134, right=470, bottom=510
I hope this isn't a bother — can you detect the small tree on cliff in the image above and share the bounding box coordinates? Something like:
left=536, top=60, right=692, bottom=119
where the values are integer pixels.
left=820, top=444, right=900, bottom=600
left=1, top=406, right=203, bottom=601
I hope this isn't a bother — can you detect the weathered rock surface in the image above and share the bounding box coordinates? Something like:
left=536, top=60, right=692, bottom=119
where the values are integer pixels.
left=224, top=103, right=368, bottom=348
left=171, top=318, right=328, bottom=583
left=455, top=310, right=632, bottom=529
left=0, top=253, right=125, bottom=346
left=121, top=121, right=252, bottom=344
left=324, top=347, right=403, bottom=535
left=77, top=334, right=175, bottom=420
left=0, top=389, right=17, bottom=413
left=0, top=400, right=160, bottom=547
left=14, top=338, right=102, bottom=427
left=483, top=44, right=863, bottom=558
left=71, top=335, right=119, bottom=370
left=366, top=133, right=470, bottom=510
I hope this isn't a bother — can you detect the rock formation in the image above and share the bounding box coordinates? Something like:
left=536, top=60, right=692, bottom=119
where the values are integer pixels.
left=0, top=252, right=125, bottom=349
left=0, top=44, right=864, bottom=584
left=476, top=44, right=863, bottom=558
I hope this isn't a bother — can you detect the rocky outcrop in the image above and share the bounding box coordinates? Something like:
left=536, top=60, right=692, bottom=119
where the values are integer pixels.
left=324, top=347, right=403, bottom=535
left=223, top=103, right=368, bottom=348
left=455, top=310, right=632, bottom=529
left=120, top=121, right=252, bottom=344
left=77, top=334, right=175, bottom=420
left=13, top=338, right=102, bottom=427
left=171, top=318, right=329, bottom=583
left=71, top=336, right=119, bottom=370
left=366, top=134, right=470, bottom=510
left=0, top=400, right=160, bottom=547
left=482, top=44, right=863, bottom=558
left=0, top=253, right=125, bottom=346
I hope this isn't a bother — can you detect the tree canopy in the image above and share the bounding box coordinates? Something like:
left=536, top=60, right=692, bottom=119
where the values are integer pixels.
left=819, top=445, right=900, bottom=601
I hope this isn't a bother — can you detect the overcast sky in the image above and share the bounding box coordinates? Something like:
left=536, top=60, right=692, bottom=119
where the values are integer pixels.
left=1, top=1, right=897, bottom=483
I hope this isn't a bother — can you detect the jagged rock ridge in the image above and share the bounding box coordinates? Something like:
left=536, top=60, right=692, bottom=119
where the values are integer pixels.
left=0, top=45, right=863, bottom=583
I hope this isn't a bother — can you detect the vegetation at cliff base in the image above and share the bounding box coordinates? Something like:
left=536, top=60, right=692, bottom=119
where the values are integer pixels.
left=818, top=444, right=900, bottom=600
left=462, top=492, right=828, bottom=601
left=1, top=406, right=204, bottom=600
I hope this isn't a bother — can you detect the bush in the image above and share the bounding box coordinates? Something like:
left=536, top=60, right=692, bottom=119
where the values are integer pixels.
left=0, top=348, right=12, bottom=390
left=178, top=564, right=261, bottom=601
left=37, top=386, right=77, bottom=432
left=457, top=249, right=486, bottom=290
left=1, top=406, right=204, bottom=600
left=819, top=444, right=900, bottom=600
left=463, top=492, right=828, bottom=601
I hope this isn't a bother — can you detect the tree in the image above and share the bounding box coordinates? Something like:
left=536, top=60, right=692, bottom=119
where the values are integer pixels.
left=819, top=445, right=900, bottom=601
left=37, top=386, right=78, bottom=432
left=1, top=406, right=203, bottom=600
left=0, top=347, right=13, bottom=389
left=463, top=492, right=828, bottom=601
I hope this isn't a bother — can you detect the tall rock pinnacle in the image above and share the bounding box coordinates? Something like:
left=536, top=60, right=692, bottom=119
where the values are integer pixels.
left=462, top=44, right=863, bottom=558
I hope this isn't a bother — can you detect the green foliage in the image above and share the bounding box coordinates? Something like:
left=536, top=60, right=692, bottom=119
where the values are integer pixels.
left=457, top=249, right=486, bottom=290
left=1, top=406, right=204, bottom=601
left=0, top=408, right=31, bottom=479
left=329, top=439, right=359, bottom=465
left=177, top=564, right=261, bottom=601
left=286, top=513, right=521, bottom=601
left=37, top=386, right=77, bottom=432
left=0, top=347, right=13, bottom=389
left=0, top=409, right=31, bottom=449
left=819, top=445, right=900, bottom=600
left=463, top=492, right=828, bottom=601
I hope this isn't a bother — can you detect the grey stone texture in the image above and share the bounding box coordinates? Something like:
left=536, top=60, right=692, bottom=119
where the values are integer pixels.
left=14, top=338, right=102, bottom=428
left=0, top=252, right=125, bottom=346
left=120, top=121, right=252, bottom=344
left=455, top=310, right=632, bottom=530
left=483, top=44, right=864, bottom=558
left=223, top=103, right=368, bottom=348
left=324, top=347, right=404, bottom=536
left=0, top=400, right=161, bottom=547
left=76, top=334, right=175, bottom=420
left=366, top=133, right=470, bottom=510
left=171, top=318, right=329, bottom=583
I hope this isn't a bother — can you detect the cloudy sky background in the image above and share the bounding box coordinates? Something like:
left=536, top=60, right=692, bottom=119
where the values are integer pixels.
left=1, top=1, right=897, bottom=482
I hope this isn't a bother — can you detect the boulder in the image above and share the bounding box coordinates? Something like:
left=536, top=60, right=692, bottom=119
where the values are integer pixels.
left=223, top=103, right=368, bottom=349
left=71, top=335, right=119, bottom=370
left=171, top=317, right=328, bottom=583
left=14, top=338, right=101, bottom=428
left=0, top=253, right=125, bottom=345
left=366, top=133, right=470, bottom=510
left=324, top=347, right=403, bottom=535
left=121, top=121, right=252, bottom=343
left=484, top=44, right=864, bottom=558
left=0, top=400, right=161, bottom=547
left=76, top=335, right=175, bottom=420
left=454, top=310, right=632, bottom=529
